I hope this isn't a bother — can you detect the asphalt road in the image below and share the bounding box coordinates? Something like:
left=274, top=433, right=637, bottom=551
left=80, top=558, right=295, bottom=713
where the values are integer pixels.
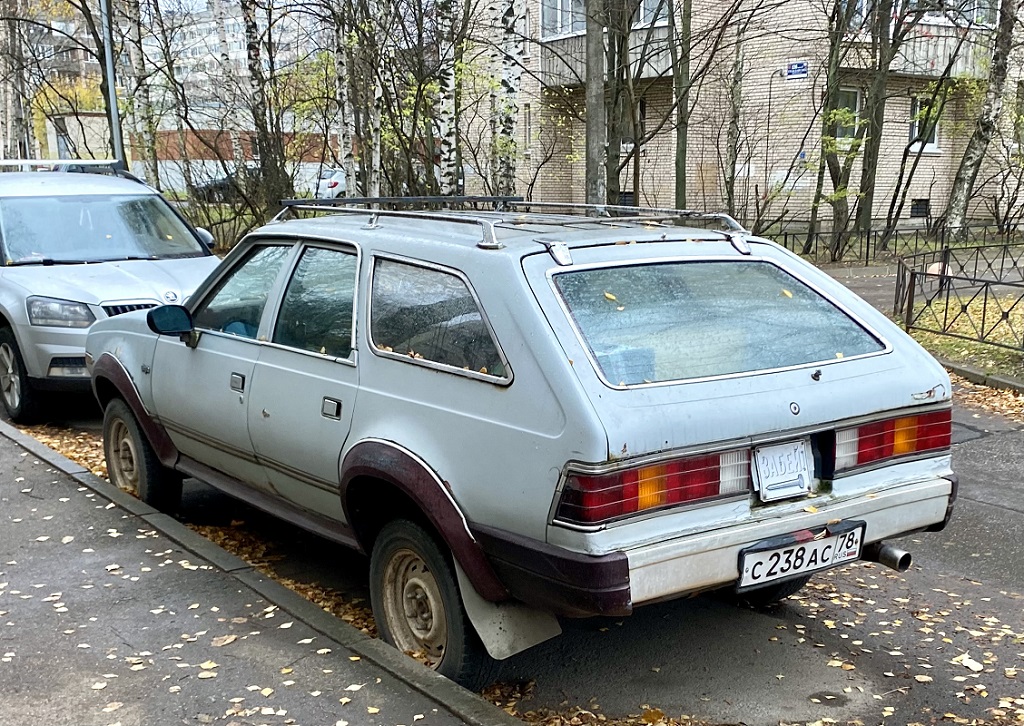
left=30, top=394, right=1024, bottom=725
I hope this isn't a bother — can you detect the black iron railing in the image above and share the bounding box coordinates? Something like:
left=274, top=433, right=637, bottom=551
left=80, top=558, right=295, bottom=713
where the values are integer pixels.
left=772, top=224, right=1024, bottom=265
left=895, top=243, right=1024, bottom=351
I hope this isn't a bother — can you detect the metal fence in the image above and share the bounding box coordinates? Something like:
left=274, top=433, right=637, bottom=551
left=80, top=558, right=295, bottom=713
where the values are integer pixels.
left=771, top=224, right=1024, bottom=265
left=894, top=243, right=1024, bottom=351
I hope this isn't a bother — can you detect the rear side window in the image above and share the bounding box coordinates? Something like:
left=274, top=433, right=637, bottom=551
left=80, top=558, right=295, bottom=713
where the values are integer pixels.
left=554, top=261, right=884, bottom=386
left=370, top=258, right=508, bottom=379
left=273, top=247, right=357, bottom=358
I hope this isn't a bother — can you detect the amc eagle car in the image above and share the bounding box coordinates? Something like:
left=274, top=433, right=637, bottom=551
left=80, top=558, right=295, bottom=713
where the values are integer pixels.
left=86, top=200, right=956, bottom=687
left=0, top=171, right=221, bottom=422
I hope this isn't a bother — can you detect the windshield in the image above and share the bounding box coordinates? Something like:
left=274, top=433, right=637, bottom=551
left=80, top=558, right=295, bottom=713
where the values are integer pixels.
left=0, top=194, right=205, bottom=264
left=554, top=260, right=885, bottom=386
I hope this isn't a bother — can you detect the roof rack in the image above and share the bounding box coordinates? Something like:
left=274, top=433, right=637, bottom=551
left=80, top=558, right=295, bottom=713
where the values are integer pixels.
left=275, top=196, right=522, bottom=249
left=0, top=158, right=119, bottom=169
left=0, top=158, right=145, bottom=184
left=271, top=195, right=746, bottom=254
left=508, top=201, right=746, bottom=232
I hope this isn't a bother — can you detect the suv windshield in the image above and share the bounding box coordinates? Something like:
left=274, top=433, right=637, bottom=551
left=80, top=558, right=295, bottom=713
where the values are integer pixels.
left=0, top=194, right=205, bottom=264
left=554, top=260, right=885, bottom=386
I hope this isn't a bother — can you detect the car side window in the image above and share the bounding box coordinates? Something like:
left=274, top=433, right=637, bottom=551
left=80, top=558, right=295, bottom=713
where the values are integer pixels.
left=370, top=258, right=507, bottom=378
left=272, top=247, right=357, bottom=358
left=192, top=245, right=291, bottom=339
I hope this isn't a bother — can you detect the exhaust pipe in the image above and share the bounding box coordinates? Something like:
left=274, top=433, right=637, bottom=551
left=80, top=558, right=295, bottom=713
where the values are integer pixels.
left=862, top=542, right=912, bottom=572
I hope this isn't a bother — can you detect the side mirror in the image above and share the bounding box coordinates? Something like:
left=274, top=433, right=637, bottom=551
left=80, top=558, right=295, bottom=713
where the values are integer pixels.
left=147, top=305, right=200, bottom=347
left=195, top=227, right=215, bottom=250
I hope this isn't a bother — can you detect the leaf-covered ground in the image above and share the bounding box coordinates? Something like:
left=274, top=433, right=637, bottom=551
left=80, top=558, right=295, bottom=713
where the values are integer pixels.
left=14, top=369, right=1024, bottom=726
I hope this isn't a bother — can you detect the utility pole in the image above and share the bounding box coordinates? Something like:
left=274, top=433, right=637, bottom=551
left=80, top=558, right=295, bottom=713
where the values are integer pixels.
left=99, top=0, right=125, bottom=162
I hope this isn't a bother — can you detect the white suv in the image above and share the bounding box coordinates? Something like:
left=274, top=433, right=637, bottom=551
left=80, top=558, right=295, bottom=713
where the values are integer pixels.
left=0, top=171, right=221, bottom=422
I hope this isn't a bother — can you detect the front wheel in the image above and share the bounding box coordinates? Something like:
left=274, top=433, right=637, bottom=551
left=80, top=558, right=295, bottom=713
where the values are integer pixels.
left=103, top=398, right=182, bottom=511
left=369, top=519, right=495, bottom=689
left=0, top=327, right=42, bottom=423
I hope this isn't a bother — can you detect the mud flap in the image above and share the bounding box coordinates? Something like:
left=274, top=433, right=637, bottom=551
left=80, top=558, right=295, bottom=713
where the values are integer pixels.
left=453, top=561, right=561, bottom=660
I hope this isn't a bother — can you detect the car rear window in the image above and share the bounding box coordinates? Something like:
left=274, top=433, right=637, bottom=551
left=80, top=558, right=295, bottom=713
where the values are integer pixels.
left=553, top=260, right=885, bottom=386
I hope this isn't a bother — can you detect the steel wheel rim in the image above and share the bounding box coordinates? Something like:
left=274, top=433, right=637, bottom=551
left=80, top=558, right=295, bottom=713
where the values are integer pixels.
left=0, top=343, right=20, bottom=411
left=108, top=418, right=140, bottom=496
left=381, top=547, right=447, bottom=667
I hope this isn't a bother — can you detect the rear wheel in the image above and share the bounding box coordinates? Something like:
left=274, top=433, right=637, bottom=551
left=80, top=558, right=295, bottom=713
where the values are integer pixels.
left=103, top=398, right=182, bottom=511
left=0, top=327, right=42, bottom=423
left=369, top=519, right=495, bottom=689
left=735, top=574, right=812, bottom=608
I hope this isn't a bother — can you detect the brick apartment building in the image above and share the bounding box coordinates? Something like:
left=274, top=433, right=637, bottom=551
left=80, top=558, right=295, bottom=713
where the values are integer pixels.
left=509, top=0, right=1018, bottom=229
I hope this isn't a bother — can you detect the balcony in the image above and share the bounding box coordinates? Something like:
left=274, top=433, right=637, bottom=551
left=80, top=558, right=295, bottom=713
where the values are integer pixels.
left=841, top=21, right=993, bottom=78
left=538, top=23, right=673, bottom=86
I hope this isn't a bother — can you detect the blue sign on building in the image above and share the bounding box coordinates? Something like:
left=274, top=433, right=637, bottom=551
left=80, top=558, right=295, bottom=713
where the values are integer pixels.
left=786, top=61, right=809, bottom=79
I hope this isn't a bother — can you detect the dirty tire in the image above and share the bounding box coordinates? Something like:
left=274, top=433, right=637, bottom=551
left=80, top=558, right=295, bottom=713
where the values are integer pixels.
left=0, top=327, right=42, bottom=423
left=736, top=574, right=812, bottom=608
left=369, top=519, right=496, bottom=689
left=103, top=398, right=182, bottom=511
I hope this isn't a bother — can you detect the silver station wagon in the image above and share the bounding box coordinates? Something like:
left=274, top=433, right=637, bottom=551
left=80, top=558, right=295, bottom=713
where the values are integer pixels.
left=85, top=200, right=956, bottom=687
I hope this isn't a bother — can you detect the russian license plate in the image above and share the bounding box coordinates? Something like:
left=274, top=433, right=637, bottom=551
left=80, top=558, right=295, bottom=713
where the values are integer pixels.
left=738, top=522, right=864, bottom=589
left=753, top=439, right=811, bottom=502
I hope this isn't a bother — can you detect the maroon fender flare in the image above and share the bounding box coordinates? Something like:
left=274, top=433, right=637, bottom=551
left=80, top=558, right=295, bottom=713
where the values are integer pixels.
left=340, top=440, right=509, bottom=603
left=92, top=352, right=179, bottom=469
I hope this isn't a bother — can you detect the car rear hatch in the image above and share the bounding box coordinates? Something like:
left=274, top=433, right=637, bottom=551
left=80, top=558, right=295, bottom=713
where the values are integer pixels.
left=523, top=237, right=953, bottom=547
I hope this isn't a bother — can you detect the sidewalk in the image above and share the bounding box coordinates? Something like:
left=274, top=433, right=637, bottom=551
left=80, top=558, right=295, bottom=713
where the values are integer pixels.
left=0, top=419, right=518, bottom=726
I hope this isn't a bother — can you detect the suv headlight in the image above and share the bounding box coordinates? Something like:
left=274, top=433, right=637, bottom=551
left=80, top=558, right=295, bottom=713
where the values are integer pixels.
left=27, top=296, right=96, bottom=328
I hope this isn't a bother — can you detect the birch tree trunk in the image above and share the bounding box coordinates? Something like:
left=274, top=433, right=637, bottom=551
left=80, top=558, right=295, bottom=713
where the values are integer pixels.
left=585, top=0, right=606, bottom=204
left=437, top=0, right=459, bottom=195
left=945, top=0, right=1020, bottom=242
left=210, top=0, right=244, bottom=169
left=124, top=0, right=160, bottom=186
left=333, top=0, right=357, bottom=196
left=490, top=0, right=524, bottom=196
left=366, top=0, right=388, bottom=198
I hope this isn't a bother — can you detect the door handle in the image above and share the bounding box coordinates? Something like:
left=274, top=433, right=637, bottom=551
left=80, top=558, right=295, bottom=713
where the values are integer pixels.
left=321, top=397, right=342, bottom=419
left=230, top=372, right=245, bottom=392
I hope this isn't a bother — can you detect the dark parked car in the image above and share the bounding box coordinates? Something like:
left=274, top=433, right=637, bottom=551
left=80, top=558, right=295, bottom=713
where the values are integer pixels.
left=192, top=167, right=259, bottom=203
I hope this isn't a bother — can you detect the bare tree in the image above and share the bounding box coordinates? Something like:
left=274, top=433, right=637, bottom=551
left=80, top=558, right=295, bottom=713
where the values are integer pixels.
left=943, top=0, right=1021, bottom=242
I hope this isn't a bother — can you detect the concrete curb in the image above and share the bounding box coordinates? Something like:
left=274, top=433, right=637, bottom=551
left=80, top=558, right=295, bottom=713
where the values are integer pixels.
left=0, top=418, right=521, bottom=726
left=938, top=357, right=1024, bottom=396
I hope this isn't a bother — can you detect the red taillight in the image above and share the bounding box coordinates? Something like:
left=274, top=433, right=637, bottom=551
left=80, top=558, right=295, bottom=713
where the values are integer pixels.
left=836, top=409, right=951, bottom=471
left=327, top=180, right=339, bottom=188
left=557, top=450, right=749, bottom=525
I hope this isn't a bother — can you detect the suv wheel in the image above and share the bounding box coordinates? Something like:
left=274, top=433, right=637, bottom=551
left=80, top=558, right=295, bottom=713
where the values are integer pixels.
left=0, top=327, right=41, bottom=423
left=369, top=519, right=495, bottom=689
left=103, top=398, right=182, bottom=510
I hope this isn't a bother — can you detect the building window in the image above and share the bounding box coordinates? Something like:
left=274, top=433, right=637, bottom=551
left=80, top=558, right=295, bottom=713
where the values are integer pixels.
left=835, top=88, right=861, bottom=139
left=910, top=96, right=940, bottom=152
left=842, top=0, right=870, bottom=30
left=1014, top=81, right=1024, bottom=145
left=523, top=103, right=532, bottom=152
left=541, top=0, right=585, bottom=37
left=910, top=199, right=931, bottom=218
left=523, top=7, right=532, bottom=57
left=909, top=0, right=997, bottom=26
left=636, top=0, right=669, bottom=24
